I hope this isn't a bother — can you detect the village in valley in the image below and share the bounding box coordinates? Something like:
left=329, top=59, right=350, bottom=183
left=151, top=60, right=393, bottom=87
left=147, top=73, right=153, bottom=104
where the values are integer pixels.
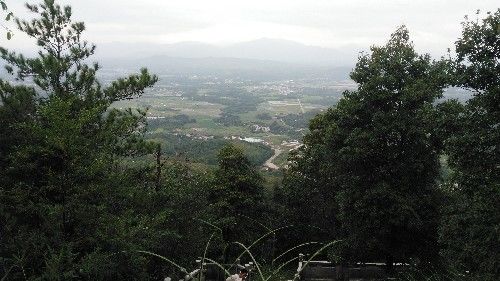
left=110, top=72, right=358, bottom=170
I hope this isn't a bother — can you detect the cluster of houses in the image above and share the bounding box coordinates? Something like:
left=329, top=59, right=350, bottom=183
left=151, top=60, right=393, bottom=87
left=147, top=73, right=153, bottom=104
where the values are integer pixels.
left=250, top=124, right=271, bottom=133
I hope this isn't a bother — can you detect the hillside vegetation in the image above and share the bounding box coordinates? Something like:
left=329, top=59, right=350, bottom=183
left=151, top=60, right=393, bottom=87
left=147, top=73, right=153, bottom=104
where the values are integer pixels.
left=0, top=1, right=498, bottom=280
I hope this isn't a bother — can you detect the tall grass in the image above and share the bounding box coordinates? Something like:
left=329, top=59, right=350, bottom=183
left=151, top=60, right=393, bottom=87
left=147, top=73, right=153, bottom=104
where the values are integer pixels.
left=138, top=224, right=339, bottom=281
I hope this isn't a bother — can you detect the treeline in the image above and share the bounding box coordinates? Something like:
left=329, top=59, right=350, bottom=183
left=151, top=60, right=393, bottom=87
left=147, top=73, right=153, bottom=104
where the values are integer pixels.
left=147, top=132, right=273, bottom=166
left=0, top=1, right=498, bottom=281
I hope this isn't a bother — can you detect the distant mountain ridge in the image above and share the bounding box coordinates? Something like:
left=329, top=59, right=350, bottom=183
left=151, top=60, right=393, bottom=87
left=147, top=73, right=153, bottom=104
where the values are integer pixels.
left=96, top=38, right=360, bottom=67
left=101, top=55, right=353, bottom=81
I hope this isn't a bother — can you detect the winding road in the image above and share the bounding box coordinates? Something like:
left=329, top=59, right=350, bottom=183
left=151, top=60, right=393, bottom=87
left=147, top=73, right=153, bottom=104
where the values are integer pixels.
left=263, top=147, right=282, bottom=170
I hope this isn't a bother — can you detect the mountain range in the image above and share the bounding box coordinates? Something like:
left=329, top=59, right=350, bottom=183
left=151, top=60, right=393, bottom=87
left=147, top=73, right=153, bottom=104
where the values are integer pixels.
left=95, top=38, right=359, bottom=81
left=96, top=38, right=361, bottom=67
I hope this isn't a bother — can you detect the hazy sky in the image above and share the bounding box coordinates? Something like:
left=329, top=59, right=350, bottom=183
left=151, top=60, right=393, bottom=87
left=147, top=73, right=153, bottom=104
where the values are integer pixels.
left=3, top=0, right=499, bottom=57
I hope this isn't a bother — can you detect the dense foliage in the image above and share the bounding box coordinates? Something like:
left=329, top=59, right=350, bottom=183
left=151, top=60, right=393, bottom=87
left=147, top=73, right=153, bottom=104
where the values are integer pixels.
left=0, top=0, right=161, bottom=278
left=0, top=1, right=498, bottom=280
left=209, top=144, right=267, bottom=244
left=282, top=26, right=448, bottom=268
left=147, top=133, right=273, bottom=166
left=438, top=9, right=500, bottom=280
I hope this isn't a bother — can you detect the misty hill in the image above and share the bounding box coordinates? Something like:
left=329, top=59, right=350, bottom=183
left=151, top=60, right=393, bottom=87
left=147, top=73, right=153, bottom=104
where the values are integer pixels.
left=100, top=56, right=352, bottom=81
left=96, top=38, right=360, bottom=67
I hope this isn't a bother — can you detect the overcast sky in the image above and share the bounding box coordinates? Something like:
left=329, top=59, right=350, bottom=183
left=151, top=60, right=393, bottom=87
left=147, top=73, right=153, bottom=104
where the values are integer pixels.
left=3, top=0, right=499, bottom=57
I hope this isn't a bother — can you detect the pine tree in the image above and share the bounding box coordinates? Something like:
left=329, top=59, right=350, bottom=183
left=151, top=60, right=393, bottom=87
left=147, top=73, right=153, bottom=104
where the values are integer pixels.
left=0, top=0, right=157, bottom=279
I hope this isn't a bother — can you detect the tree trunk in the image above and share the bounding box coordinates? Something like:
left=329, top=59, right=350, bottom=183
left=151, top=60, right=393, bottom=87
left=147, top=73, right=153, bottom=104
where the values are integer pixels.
left=155, top=144, right=162, bottom=191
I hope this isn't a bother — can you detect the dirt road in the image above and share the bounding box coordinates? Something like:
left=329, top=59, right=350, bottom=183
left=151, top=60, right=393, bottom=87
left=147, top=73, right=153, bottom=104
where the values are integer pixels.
left=263, top=147, right=282, bottom=170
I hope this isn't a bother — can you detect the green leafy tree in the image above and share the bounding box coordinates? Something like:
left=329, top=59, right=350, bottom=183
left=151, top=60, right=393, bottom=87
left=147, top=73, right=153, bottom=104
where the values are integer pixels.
left=439, top=10, right=500, bottom=280
left=284, top=27, right=448, bottom=269
left=209, top=144, right=266, bottom=244
left=0, top=0, right=157, bottom=279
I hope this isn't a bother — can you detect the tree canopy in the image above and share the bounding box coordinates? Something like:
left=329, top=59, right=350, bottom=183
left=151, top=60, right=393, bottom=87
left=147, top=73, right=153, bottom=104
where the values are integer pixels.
left=284, top=26, right=448, bottom=267
left=0, top=0, right=160, bottom=279
left=439, top=9, right=500, bottom=280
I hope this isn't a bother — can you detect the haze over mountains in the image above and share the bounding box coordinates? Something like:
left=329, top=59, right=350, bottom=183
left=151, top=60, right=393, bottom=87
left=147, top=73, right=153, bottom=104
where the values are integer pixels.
left=97, top=38, right=358, bottom=80
left=97, top=38, right=360, bottom=66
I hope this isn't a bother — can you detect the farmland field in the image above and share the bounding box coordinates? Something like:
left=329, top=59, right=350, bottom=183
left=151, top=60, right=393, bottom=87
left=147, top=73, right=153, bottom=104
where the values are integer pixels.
left=110, top=73, right=356, bottom=169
